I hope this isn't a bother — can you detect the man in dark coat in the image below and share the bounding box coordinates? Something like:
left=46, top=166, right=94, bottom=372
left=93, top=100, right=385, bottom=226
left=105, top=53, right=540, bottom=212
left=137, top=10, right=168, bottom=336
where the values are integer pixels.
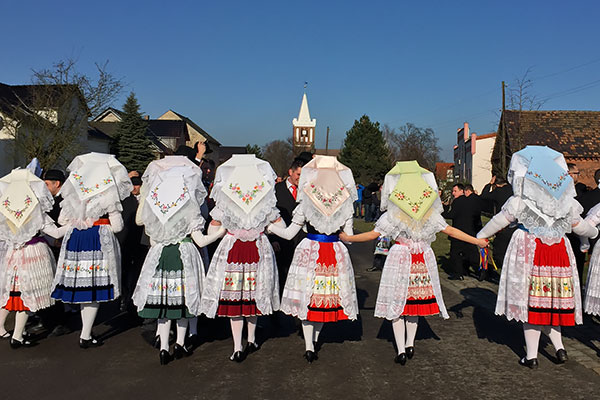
left=115, top=175, right=147, bottom=312
left=480, top=175, right=515, bottom=281
left=573, top=168, right=600, bottom=284
left=271, top=158, right=307, bottom=293
left=442, top=183, right=480, bottom=280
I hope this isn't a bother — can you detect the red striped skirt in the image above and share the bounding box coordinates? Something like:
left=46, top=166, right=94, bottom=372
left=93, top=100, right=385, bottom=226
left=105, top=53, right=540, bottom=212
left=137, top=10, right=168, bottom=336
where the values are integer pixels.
left=528, top=238, right=575, bottom=326
left=401, top=252, right=439, bottom=316
left=307, top=242, right=348, bottom=322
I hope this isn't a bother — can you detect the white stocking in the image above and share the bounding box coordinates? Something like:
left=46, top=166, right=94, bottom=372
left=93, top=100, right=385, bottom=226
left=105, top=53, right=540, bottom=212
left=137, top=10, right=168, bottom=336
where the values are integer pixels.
left=301, top=320, right=315, bottom=352
left=230, top=317, right=244, bottom=353
left=188, top=316, right=198, bottom=336
left=405, top=316, right=419, bottom=347
left=523, top=323, right=542, bottom=360
left=392, top=317, right=406, bottom=355
left=12, top=311, right=29, bottom=341
left=176, top=319, right=188, bottom=346
left=543, top=326, right=564, bottom=351
left=157, top=318, right=170, bottom=351
left=247, top=316, right=258, bottom=344
left=80, top=302, right=99, bottom=340
left=313, top=322, right=324, bottom=343
left=0, top=308, right=9, bottom=335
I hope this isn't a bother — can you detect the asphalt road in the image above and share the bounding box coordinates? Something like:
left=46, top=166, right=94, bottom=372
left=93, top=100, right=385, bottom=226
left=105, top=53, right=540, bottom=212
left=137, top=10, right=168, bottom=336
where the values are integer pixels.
left=1, top=240, right=599, bottom=399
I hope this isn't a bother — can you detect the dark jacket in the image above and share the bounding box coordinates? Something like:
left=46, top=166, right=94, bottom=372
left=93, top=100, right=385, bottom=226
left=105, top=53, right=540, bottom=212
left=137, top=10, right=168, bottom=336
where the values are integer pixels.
left=274, top=181, right=297, bottom=225
left=481, top=183, right=513, bottom=215
left=442, top=195, right=479, bottom=236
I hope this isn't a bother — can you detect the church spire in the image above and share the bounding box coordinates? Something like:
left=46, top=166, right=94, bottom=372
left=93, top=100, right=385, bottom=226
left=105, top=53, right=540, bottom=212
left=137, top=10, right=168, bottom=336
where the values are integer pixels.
left=292, top=92, right=316, bottom=151
left=293, top=93, right=316, bottom=128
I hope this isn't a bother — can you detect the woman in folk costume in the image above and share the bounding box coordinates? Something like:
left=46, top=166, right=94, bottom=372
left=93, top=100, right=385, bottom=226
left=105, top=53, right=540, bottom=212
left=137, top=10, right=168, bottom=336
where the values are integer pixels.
left=51, top=152, right=132, bottom=348
left=339, top=161, right=488, bottom=364
left=267, top=155, right=358, bottom=363
left=132, top=156, right=218, bottom=365
left=477, top=146, right=598, bottom=369
left=200, top=154, right=279, bottom=362
left=0, top=169, right=66, bottom=347
left=579, top=203, right=600, bottom=317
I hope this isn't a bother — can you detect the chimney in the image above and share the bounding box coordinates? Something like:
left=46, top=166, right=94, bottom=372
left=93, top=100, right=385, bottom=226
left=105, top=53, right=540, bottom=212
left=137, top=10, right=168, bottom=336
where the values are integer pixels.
left=463, top=122, right=469, bottom=141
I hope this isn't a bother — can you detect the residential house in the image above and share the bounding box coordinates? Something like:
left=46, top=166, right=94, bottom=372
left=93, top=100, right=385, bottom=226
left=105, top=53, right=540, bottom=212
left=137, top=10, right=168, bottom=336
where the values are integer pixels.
left=453, top=122, right=496, bottom=193
left=492, top=110, right=600, bottom=187
left=0, top=82, right=100, bottom=175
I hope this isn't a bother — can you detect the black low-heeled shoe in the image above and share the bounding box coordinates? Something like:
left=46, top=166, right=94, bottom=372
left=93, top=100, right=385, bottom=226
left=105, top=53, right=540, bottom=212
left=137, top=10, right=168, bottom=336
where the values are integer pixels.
left=230, top=351, right=245, bottom=363
left=394, top=353, right=407, bottom=365
left=556, top=349, right=568, bottom=364
left=303, top=350, right=318, bottom=363
left=79, top=336, right=103, bottom=349
left=245, top=342, right=260, bottom=355
left=10, top=337, right=33, bottom=349
left=159, top=350, right=172, bottom=365
left=173, top=343, right=192, bottom=359
left=518, top=357, right=538, bottom=369
left=406, top=347, right=414, bottom=360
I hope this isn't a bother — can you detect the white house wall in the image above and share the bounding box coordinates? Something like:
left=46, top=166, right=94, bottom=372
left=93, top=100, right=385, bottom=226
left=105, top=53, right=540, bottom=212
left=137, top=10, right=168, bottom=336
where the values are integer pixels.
left=471, top=136, right=495, bottom=193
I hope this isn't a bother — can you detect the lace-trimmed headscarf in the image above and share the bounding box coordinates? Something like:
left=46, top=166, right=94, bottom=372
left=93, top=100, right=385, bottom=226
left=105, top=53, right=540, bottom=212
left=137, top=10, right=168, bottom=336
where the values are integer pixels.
left=506, top=145, right=578, bottom=241
left=59, top=152, right=133, bottom=225
left=140, top=156, right=207, bottom=244
left=0, top=168, right=54, bottom=245
left=210, top=154, right=279, bottom=231
left=377, top=161, right=444, bottom=243
left=296, top=155, right=357, bottom=234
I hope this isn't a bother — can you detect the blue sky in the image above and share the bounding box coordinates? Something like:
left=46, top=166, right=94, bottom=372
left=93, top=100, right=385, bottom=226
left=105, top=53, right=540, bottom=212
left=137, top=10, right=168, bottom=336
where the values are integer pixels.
left=3, top=1, right=600, bottom=161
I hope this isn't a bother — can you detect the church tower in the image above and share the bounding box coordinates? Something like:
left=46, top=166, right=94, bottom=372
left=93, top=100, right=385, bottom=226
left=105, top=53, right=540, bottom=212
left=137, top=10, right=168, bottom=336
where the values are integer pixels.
left=292, top=92, right=316, bottom=153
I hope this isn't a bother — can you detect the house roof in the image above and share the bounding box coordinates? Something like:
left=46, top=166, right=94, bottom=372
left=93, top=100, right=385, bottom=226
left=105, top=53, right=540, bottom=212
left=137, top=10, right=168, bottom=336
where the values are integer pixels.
left=476, top=132, right=496, bottom=140
left=92, top=107, right=123, bottom=122
left=0, top=82, right=89, bottom=116
left=434, top=162, right=454, bottom=181
left=314, top=148, right=340, bottom=157
left=502, top=110, right=600, bottom=158
left=88, top=121, right=174, bottom=155
left=168, top=110, right=221, bottom=146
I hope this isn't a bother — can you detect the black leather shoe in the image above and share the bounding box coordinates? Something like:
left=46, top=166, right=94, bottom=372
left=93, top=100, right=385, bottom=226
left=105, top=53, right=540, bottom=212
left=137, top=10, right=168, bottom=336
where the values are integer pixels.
left=304, top=350, right=318, bottom=363
left=173, top=343, right=192, bottom=359
left=556, top=349, right=568, bottom=364
left=394, top=353, right=407, bottom=365
left=230, top=351, right=245, bottom=363
left=478, top=269, right=488, bottom=282
left=406, top=346, right=414, bottom=359
left=159, top=350, right=171, bottom=365
left=10, top=337, right=33, bottom=349
left=518, top=357, right=539, bottom=369
left=448, top=274, right=464, bottom=281
left=245, top=342, right=260, bottom=354
left=186, top=334, right=199, bottom=348
left=79, top=336, right=103, bottom=349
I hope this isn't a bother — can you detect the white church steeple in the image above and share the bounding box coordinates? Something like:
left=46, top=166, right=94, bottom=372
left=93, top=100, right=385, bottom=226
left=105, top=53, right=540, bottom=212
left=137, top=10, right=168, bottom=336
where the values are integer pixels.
left=292, top=92, right=316, bottom=151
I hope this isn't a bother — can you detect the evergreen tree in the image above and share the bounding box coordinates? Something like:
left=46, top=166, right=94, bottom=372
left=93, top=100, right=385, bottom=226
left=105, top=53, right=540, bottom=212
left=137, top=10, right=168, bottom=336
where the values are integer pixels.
left=339, top=115, right=392, bottom=185
left=113, top=92, right=155, bottom=172
left=245, top=144, right=263, bottom=159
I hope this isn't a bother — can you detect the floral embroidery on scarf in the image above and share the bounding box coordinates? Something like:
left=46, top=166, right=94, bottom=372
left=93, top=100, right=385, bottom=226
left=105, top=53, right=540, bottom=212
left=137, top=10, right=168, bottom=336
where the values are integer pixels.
left=229, top=182, right=265, bottom=205
left=72, top=173, right=113, bottom=194
left=391, top=186, right=433, bottom=214
left=2, top=196, right=32, bottom=220
left=150, top=184, right=189, bottom=214
left=309, top=183, right=345, bottom=208
left=526, top=170, right=569, bottom=192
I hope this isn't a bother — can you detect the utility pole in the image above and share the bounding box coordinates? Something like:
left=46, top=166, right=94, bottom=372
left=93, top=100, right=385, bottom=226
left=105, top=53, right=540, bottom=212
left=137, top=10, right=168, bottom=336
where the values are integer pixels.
left=500, top=81, right=507, bottom=176
left=325, top=126, right=330, bottom=155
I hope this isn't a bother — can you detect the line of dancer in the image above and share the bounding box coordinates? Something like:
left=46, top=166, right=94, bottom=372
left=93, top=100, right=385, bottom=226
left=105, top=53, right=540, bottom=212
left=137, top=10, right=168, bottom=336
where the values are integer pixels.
left=1, top=145, right=598, bottom=369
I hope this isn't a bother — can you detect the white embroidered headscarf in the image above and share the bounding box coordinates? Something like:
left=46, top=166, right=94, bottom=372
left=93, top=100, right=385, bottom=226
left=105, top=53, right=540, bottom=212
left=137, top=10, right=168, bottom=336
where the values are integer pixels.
left=0, top=168, right=54, bottom=245
left=140, top=156, right=207, bottom=244
left=210, top=154, right=279, bottom=232
left=59, top=152, right=133, bottom=226
left=505, top=145, right=578, bottom=242
left=296, top=155, right=357, bottom=235
left=376, top=161, right=445, bottom=243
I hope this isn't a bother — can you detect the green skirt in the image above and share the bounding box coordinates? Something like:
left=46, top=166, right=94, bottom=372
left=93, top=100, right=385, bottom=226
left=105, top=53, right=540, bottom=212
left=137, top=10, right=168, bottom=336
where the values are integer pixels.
left=138, top=241, right=193, bottom=319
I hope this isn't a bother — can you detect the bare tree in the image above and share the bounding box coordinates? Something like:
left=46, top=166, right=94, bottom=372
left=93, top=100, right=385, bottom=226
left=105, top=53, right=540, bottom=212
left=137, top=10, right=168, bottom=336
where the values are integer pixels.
left=385, top=123, right=441, bottom=171
left=508, top=67, right=546, bottom=112
left=1, top=58, right=125, bottom=170
left=262, top=139, right=293, bottom=177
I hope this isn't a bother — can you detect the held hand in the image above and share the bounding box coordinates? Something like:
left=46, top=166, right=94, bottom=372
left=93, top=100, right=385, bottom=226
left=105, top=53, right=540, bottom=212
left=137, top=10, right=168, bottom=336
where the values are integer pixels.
left=339, top=232, right=350, bottom=242
left=476, top=238, right=489, bottom=248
